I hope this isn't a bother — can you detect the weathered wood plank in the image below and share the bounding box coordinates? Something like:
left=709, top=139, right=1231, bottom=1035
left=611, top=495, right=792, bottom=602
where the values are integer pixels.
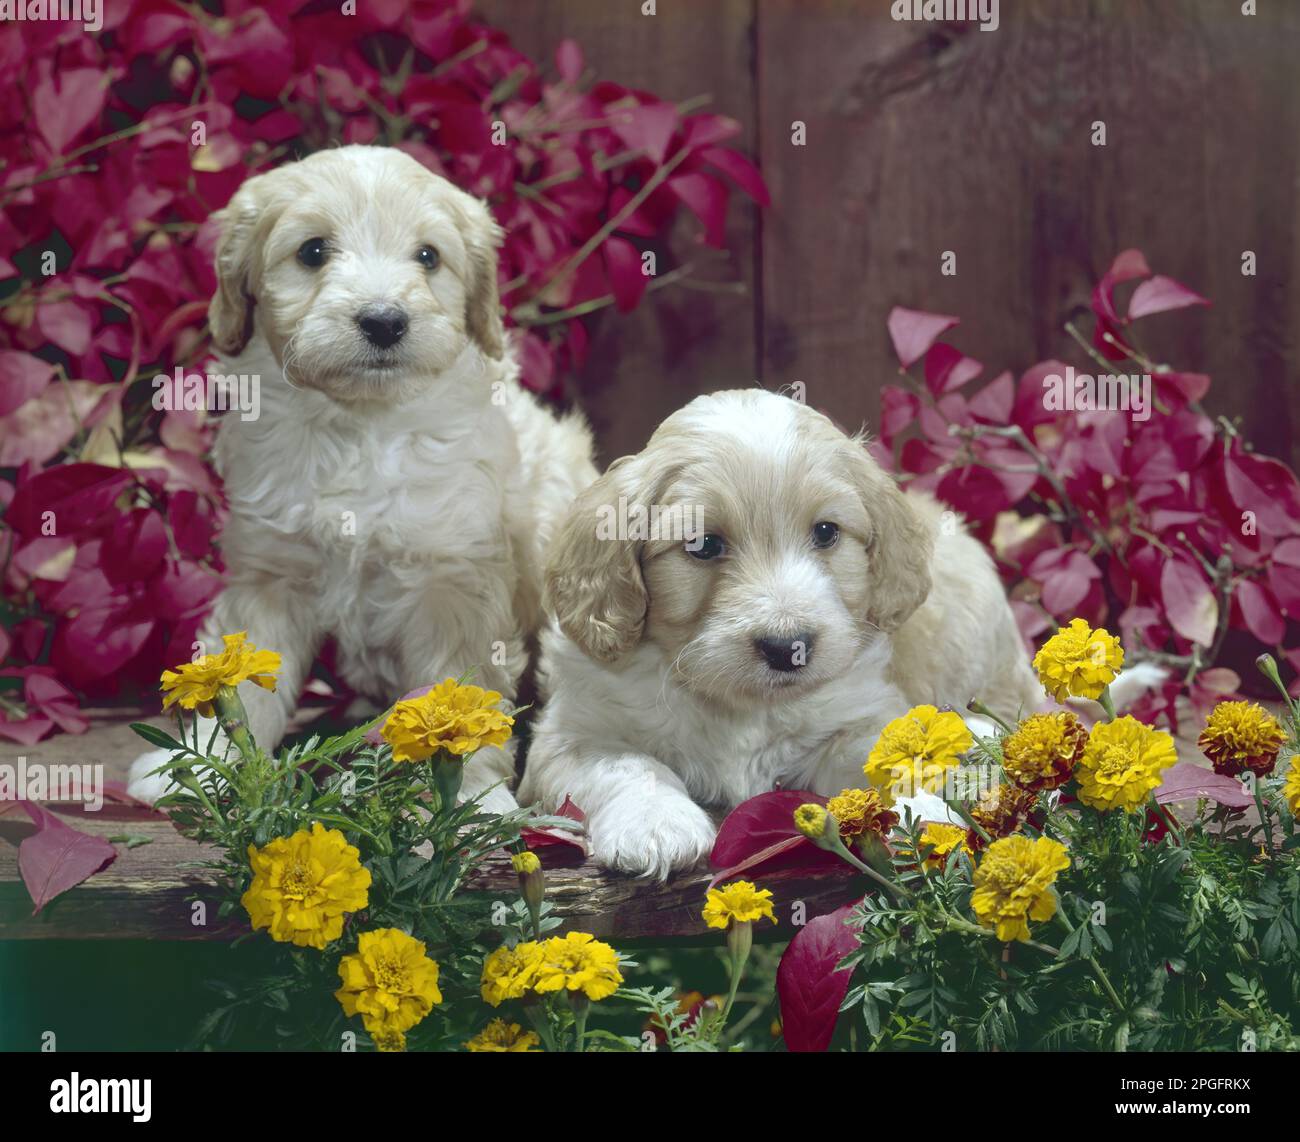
left=0, top=803, right=857, bottom=941
left=756, top=0, right=1300, bottom=469
left=475, top=0, right=761, bottom=462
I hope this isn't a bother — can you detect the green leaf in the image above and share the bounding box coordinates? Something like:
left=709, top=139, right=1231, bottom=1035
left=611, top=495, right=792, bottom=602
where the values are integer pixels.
left=129, top=722, right=187, bottom=752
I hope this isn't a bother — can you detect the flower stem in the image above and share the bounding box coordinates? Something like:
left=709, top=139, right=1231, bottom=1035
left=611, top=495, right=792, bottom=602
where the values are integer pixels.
left=967, top=699, right=1015, bottom=735
left=1098, top=685, right=1117, bottom=722
left=1088, top=954, right=1125, bottom=1013
left=831, top=838, right=913, bottom=902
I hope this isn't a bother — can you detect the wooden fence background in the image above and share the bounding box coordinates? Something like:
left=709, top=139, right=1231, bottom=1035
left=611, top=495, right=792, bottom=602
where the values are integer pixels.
left=477, top=0, right=1300, bottom=470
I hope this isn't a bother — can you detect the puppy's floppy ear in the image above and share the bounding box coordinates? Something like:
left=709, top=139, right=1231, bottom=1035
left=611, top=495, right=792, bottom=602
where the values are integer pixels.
left=545, top=456, right=650, bottom=663
left=843, top=438, right=935, bottom=631
left=444, top=190, right=505, bottom=360
left=208, top=179, right=264, bottom=357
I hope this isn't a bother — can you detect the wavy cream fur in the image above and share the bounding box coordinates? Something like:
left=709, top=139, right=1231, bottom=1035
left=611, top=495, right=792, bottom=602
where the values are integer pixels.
left=521, top=389, right=1042, bottom=877
left=128, top=146, right=595, bottom=809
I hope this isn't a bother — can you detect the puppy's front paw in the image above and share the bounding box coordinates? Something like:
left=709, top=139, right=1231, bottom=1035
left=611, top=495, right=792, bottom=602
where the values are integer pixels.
left=588, top=794, right=716, bottom=880
left=126, top=748, right=178, bottom=805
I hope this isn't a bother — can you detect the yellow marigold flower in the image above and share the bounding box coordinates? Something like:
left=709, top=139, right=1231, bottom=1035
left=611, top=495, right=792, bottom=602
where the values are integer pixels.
left=481, top=941, right=544, bottom=1007
left=466, top=1018, right=541, bottom=1052
left=532, top=932, right=624, bottom=1001
left=371, top=1027, right=406, bottom=1053
left=1032, top=618, right=1124, bottom=702
left=793, top=803, right=828, bottom=839
left=970, top=783, right=1037, bottom=840
left=1285, top=756, right=1300, bottom=817
left=241, top=821, right=371, bottom=949
left=334, top=928, right=443, bottom=1035
left=511, top=851, right=541, bottom=874
left=1076, top=716, right=1178, bottom=813
left=970, top=835, right=1070, bottom=942
left=381, top=677, right=514, bottom=762
left=702, top=880, right=778, bottom=930
left=160, top=631, right=280, bottom=716
left=864, top=705, right=973, bottom=802
left=1001, top=711, right=1088, bottom=792
left=827, top=787, right=899, bottom=840
left=917, top=822, right=974, bottom=870
left=1197, top=700, right=1287, bottom=779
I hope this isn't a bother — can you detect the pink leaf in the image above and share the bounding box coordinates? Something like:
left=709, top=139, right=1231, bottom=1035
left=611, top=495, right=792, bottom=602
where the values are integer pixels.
left=698, top=146, right=770, bottom=206
left=886, top=307, right=959, bottom=370
left=711, top=790, right=824, bottom=868
left=776, top=903, right=860, bottom=1052
left=1127, top=275, right=1211, bottom=320
left=32, top=68, right=108, bottom=156
left=668, top=172, right=728, bottom=247
left=923, top=343, right=982, bottom=396
left=602, top=236, right=648, bottom=313
left=613, top=102, right=679, bottom=166
left=555, top=39, right=583, bottom=83
left=0, top=351, right=54, bottom=417
left=16, top=801, right=117, bottom=914
left=1155, top=761, right=1253, bottom=809
left=1091, top=248, right=1151, bottom=324
left=1234, top=579, right=1285, bottom=645
left=967, top=370, right=1014, bottom=423
left=1160, top=557, right=1218, bottom=647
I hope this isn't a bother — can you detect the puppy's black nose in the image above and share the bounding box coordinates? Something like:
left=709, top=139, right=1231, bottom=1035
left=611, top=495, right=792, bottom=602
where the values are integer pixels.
left=755, top=633, right=814, bottom=672
left=357, top=305, right=408, bottom=349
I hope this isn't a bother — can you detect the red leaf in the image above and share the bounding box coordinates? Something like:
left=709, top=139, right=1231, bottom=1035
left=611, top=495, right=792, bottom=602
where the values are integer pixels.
left=668, top=172, right=728, bottom=247
left=711, top=790, right=824, bottom=867
left=879, top=386, right=919, bottom=445
left=776, top=903, right=860, bottom=1052
left=7, top=464, right=132, bottom=536
left=1160, top=556, right=1217, bottom=647
left=602, top=236, right=648, bottom=313
left=886, top=307, right=959, bottom=370
left=32, top=68, right=108, bottom=156
left=923, top=342, right=982, bottom=396
left=16, top=801, right=117, bottom=914
left=967, top=370, right=1014, bottom=423
left=613, top=102, right=679, bottom=166
left=0, top=351, right=54, bottom=417
left=1234, top=579, right=1285, bottom=645
left=1154, top=762, right=1253, bottom=809
left=1127, top=275, right=1210, bottom=320
left=555, top=39, right=584, bottom=83
left=1091, top=248, right=1151, bottom=324
left=698, top=146, right=770, bottom=206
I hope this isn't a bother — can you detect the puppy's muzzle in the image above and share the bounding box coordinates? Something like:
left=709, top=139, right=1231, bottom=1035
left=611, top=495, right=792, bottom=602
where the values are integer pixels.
left=356, top=304, right=409, bottom=349
left=755, top=632, right=814, bottom=672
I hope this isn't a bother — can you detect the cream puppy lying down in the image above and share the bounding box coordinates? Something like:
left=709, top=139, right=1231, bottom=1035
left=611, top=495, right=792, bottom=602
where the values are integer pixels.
left=520, top=389, right=1045, bottom=877
left=128, top=146, right=595, bottom=809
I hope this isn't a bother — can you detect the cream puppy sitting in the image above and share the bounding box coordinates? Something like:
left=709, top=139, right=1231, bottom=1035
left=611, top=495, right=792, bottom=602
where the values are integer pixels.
left=519, top=389, right=1044, bottom=877
left=128, top=146, right=595, bottom=810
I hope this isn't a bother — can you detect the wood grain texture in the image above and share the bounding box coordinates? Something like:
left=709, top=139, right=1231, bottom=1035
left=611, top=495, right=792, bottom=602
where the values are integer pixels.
left=755, top=0, right=1300, bottom=466
left=0, top=798, right=860, bottom=941
left=475, top=0, right=761, bottom=463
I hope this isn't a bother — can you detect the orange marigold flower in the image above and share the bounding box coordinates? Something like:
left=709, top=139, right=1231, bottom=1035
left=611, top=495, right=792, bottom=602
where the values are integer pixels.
left=1001, top=712, right=1088, bottom=792
left=1197, top=700, right=1287, bottom=779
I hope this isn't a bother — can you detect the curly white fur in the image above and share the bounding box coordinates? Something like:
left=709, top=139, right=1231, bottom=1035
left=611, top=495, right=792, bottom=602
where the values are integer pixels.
left=128, top=147, right=595, bottom=809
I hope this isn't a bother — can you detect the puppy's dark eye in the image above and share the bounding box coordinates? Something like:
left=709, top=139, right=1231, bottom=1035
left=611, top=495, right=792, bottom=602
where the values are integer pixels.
left=416, top=245, right=441, bottom=270
left=297, top=238, right=328, bottom=268
left=687, top=533, right=726, bottom=561
left=812, top=521, right=840, bottom=549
